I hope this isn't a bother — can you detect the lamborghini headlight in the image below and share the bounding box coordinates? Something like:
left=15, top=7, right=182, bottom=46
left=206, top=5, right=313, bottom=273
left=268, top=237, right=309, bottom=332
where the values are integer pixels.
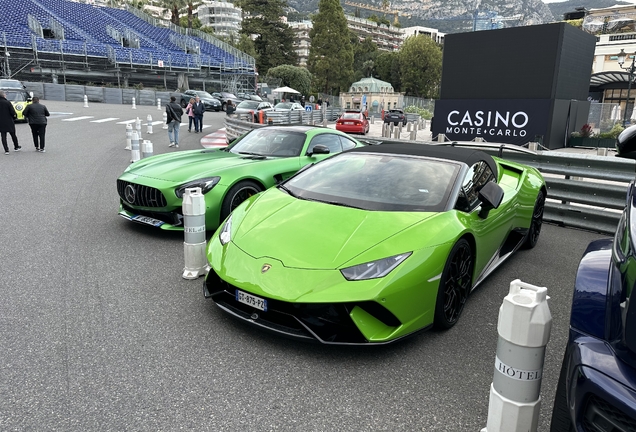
left=219, top=214, right=232, bottom=245
left=340, top=252, right=412, bottom=281
left=175, top=176, right=220, bottom=198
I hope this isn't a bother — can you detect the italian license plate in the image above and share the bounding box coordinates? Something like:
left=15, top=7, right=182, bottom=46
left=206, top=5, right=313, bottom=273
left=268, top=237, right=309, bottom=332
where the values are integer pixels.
left=236, top=289, right=268, bottom=311
left=131, top=214, right=165, bottom=227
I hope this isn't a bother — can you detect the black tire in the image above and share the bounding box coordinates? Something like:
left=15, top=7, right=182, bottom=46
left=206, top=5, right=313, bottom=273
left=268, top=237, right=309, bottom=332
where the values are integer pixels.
left=180, top=99, right=187, bottom=108
left=394, top=121, right=399, bottom=126
left=433, top=239, right=473, bottom=330
left=220, top=180, right=263, bottom=222
left=523, top=190, right=545, bottom=249
left=550, top=350, right=574, bottom=432
left=222, top=102, right=227, bottom=112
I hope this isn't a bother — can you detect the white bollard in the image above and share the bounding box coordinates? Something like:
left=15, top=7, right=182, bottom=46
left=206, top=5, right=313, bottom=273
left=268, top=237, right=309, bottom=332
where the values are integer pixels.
left=409, top=128, right=417, bottom=140
left=157, top=98, right=161, bottom=110
left=393, top=126, right=400, bottom=139
left=135, top=117, right=142, bottom=136
left=130, top=131, right=140, bottom=163
left=437, top=133, right=446, bottom=142
left=125, top=123, right=132, bottom=150
left=141, top=139, right=153, bottom=159
left=132, top=97, right=137, bottom=109
left=162, top=112, right=168, bottom=129
left=83, top=95, right=89, bottom=108
left=481, top=280, right=552, bottom=432
left=182, top=187, right=209, bottom=279
left=528, top=142, right=539, bottom=151
left=146, top=114, right=153, bottom=134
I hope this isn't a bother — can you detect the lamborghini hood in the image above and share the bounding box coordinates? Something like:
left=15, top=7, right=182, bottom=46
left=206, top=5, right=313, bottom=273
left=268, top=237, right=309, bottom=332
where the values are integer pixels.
left=234, top=189, right=435, bottom=269
left=125, top=149, right=269, bottom=183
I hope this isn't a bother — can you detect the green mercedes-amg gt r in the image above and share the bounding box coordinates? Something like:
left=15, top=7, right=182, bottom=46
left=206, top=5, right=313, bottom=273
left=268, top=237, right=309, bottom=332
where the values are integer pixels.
left=117, top=126, right=363, bottom=231
left=203, top=144, right=546, bottom=344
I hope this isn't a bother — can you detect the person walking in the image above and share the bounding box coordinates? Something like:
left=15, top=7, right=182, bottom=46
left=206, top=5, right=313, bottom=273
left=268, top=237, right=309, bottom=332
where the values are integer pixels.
left=185, top=97, right=195, bottom=132
left=192, top=96, right=205, bottom=133
left=166, top=96, right=183, bottom=148
left=226, top=100, right=235, bottom=116
left=22, top=96, right=50, bottom=152
left=0, top=90, right=21, bottom=155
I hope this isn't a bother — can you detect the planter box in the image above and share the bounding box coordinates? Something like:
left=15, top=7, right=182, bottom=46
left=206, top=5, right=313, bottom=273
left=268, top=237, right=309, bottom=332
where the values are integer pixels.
left=568, top=137, right=616, bottom=148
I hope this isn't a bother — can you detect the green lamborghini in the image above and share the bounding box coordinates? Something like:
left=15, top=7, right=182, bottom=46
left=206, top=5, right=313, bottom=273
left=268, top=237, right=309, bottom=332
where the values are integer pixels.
left=117, top=126, right=363, bottom=230
left=203, top=144, right=546, bottom=344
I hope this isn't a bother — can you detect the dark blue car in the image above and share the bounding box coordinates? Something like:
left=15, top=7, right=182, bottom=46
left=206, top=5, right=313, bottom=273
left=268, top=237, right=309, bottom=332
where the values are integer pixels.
left=550, top=181, right=636, bottom=431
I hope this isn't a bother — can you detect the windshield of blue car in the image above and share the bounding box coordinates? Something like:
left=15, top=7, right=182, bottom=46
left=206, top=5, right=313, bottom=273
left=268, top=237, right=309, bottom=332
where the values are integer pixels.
left=281, top=153, right=460, bottom=212
left=4, top=91, right=28, bottom=102
left=196, top=91, right=214, bottom=99
left=228, top=129, right=306, bottom=157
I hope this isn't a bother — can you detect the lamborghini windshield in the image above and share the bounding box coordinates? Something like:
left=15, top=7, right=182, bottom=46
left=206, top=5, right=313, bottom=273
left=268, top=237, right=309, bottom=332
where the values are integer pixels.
left=282, top=152, right=460, bottom=212
left=228, top=128, right=306, bottom=157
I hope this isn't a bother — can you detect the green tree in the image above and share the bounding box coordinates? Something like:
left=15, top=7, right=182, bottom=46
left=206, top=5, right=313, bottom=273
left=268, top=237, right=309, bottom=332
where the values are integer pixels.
left=266, top=64, right=312, bottom=96
left=375, top=51, right=401, bottom=91
left=179, top=16, right=202, bottom=29
left=351, top=35, right=378, bottom=81
left=159, top=0, right=187, bottom=26
left=237, top=0, right=298, bottom=73
left=398, top=35, right=442, bottom=98
left=308, top=0, right=354, bottom=94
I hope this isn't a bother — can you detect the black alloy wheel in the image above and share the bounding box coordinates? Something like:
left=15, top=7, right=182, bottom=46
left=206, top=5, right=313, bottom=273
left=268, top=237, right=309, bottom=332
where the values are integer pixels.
left=523, top=191, right=545, bottom=249
left=220, top=180, right=263, bottom=222
left=180, top=99, right=187, bottom=108
left=433, top=239, right=474, bottom=330
left=549, top=349, right=574, bottom=432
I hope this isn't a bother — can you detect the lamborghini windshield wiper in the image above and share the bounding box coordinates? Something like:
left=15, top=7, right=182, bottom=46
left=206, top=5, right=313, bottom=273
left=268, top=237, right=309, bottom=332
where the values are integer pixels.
left=238, top=151, right=266, bottom=157
left=278, top=184, right=298, bottom=198
left=310, top=198, right=363, bottom=209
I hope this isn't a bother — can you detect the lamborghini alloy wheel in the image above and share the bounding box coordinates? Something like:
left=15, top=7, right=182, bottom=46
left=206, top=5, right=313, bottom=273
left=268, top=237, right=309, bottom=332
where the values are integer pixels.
left=523, top=190, right=545, bottom=249
left=434, top=239, right=473, bottom=330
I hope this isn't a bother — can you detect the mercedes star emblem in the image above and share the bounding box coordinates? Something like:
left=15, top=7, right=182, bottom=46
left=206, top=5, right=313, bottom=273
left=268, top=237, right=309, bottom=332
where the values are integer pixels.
left=124, top=184, right=136, bottom=204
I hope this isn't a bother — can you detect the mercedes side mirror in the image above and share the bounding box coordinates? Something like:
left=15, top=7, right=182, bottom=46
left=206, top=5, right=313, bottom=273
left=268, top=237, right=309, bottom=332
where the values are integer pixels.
left=307, top=145, right=330, bottom=156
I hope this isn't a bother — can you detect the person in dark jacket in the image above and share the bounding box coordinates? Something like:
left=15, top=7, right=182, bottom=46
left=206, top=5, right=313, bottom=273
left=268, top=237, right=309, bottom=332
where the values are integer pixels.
left=192, top=96, right=205, bottom=133
left=22, top=97, right=50, bottom=152
left=0, top=90, right=21, bottom=154
left=166, top=96, right=183, bottom=148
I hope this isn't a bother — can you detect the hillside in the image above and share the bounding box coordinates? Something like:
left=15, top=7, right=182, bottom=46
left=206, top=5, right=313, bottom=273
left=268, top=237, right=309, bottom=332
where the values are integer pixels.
left=287, top=0, right=555, bottom=33
left=546, top=0, right=633, bottom=21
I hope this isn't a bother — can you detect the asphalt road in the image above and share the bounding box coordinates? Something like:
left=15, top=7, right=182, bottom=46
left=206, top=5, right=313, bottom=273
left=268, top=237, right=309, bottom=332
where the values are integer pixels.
left=0, top=101, right=606, bottom=431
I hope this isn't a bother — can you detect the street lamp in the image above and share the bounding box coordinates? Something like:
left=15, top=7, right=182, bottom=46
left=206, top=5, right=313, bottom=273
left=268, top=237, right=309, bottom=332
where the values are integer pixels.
left=617, top=48, right=636, bottom=127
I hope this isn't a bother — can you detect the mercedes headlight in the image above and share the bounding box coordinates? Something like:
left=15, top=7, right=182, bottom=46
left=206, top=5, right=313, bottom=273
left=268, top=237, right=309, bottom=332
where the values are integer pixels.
left=175, top=177, right=220, bottom=198
left=340, top=253, right=412, bottom=281
left=219, top=215, right=232, bottom=245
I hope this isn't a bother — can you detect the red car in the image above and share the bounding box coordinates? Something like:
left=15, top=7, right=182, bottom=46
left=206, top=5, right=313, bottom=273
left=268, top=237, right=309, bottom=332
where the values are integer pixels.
left=335, top=111, right=370, bottom=135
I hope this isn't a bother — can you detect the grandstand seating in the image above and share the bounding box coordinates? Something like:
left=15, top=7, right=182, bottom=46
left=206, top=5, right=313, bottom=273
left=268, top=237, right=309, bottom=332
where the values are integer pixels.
left=0, top=0, right=253, bottom=71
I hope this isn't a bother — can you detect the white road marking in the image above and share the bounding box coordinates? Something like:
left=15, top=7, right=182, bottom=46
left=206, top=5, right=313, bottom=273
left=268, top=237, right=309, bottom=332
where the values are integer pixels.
left=90, top=117, right=120, bottom=123
left=62, top=116, right=94, bottom=122
left=116, top=119, right=137, bottom=124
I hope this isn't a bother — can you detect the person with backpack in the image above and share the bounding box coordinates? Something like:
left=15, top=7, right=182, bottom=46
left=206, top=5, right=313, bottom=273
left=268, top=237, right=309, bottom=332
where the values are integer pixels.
left=166, top=96, right=183, bottom=148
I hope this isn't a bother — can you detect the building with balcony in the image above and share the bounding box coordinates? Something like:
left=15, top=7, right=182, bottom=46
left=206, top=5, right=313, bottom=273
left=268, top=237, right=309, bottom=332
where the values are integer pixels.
left=289, top=21, right=311, bottom=67
left=196, top=0, right=242, bottom=39
left=400, top=26, right=445, bottom=45
left=346, top=16, right=404, bottom=51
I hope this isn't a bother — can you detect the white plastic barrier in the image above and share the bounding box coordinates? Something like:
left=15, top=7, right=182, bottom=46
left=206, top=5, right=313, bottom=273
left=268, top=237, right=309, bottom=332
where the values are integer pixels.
left=157, top=98, right=161, bottom=110
left=132, top=97, right=137, bottom=109
left=83, top=95, right=88, bottom=108
left=162, top=112, right=168, bottom=129
left=125, top=123, right=132, bottom=150
left=130, top=130, right=140, bottom=163
left=182, top=188, right=209, bottom=279
left=141, top=139, right=153, bottom=159
left=135, top=117, right=142, bottom=136
left=481, top=279, right=552, bottom=432
left=146, top=114, right=153, bottom=134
